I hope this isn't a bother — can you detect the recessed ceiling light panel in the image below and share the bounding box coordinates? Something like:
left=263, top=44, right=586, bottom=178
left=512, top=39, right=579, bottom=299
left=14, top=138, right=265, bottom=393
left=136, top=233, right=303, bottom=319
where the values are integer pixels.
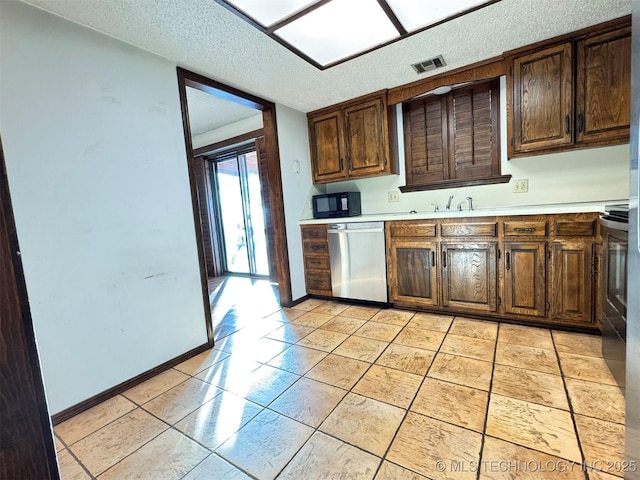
left=274, top=0, right=400, bottom=67
left=225, top=0, right=319, bottom=27
left=386, top=0, right=492, bottom=32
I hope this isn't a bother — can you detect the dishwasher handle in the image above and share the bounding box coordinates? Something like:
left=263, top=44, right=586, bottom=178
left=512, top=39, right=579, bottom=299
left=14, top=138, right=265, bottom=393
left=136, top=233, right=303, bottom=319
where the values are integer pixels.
left=327, top=228, right=383, bottom=234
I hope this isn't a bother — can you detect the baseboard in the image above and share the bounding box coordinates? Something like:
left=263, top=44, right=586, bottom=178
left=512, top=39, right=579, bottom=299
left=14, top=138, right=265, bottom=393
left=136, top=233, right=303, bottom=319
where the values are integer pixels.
left=283, top=294, right=311, bottom=308
left=51, top=341, right=212, bottom=425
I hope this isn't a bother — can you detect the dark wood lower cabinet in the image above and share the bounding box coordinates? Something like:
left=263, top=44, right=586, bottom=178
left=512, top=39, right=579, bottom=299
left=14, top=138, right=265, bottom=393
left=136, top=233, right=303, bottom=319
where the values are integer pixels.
left=380, top=214, right=600, bottom=330
left=389, top=240, right=439, bottom=307
left=549, top=240, right=594, bottom=324
left=503, top=241, right=547, bottom=317
left=441, top=242, right=498, bottom=313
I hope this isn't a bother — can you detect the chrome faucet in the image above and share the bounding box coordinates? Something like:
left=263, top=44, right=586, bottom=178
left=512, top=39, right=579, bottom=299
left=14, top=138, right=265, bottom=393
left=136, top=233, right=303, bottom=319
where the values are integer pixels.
left=430, top=203, right=440, bottom=213
left=445, top=195, right=454, bottom=210
left=457, top=197, right=474, bottom=211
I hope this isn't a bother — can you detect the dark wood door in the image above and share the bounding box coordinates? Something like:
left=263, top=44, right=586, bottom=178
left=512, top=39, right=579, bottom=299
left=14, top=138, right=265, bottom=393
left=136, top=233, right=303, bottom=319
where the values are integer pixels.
left=0, top=139, right=59, bottom=479
left=441, top=241, right=498, bottom=312
left=308, top=109, right=347, bottom=183
left=513, top=42, right=574, bottom=152
left=503, top=242, right=547, bottom=317
left=403, top=96, right=448, bottom=185
left=576, top=26, right=631, bottom=144
left=549, top=241, right=594, bottom=324
left=389, top=240, right=439, bottom=307
left=344, top=97, right=386, bottom=178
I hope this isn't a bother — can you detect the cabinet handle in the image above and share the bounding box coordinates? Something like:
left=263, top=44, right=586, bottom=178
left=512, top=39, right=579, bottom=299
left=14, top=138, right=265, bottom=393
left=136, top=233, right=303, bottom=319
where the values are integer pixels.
left=339, top=158, right=344, bottom=170
left=514, top=227, right=536, bottom=232
left=431, top=251, right=435, bottom=267
left=578, top=113, right=584, bottom=133
left=506, top=252, right=511, bottom=271
left=442, top=251, right=447, bottom=268
left=565, top=115, right=571, bottom=134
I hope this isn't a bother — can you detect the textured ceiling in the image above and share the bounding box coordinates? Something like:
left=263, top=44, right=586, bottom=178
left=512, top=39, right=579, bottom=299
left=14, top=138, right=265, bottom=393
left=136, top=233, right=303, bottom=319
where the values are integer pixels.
left=20, top=0, right=632, bottom=114
left=186, top=86, right=261, bottom=136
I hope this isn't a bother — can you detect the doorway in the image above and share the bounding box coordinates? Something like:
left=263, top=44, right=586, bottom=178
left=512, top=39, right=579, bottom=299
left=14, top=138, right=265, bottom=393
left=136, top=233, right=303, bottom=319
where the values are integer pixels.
left=210, top=147, right=269, bottom=276
left=177, top=68, right=293, bottom=344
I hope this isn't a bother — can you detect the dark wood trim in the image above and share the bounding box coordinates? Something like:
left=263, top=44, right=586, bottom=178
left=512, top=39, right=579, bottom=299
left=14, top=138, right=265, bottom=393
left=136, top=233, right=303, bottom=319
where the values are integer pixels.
left=387, top=56, right=507, bottom=104
left=177, top=69, right=215, bottom=346
left=0, top=135, right=60, bottom=479
left=51, top=342, right=211, bottom=425
left=262, top=107, right=293, bottom=305
left=399, top=175, right=512, bottom=192
left=193, top=129, right=264, bottom=157
left=504, top=15, right=631, bottom=58
left=285, top=293, right=312, bottom=308
left=177, top=68, right=292, bottom=306
left=265, top=0, right=332, bottom=34
left=377, top=0, right=407, bottom=35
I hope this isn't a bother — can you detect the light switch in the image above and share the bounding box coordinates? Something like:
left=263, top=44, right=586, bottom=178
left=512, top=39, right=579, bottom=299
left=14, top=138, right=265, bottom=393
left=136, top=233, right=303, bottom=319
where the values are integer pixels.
left=293, top=160, right=300, bottom=173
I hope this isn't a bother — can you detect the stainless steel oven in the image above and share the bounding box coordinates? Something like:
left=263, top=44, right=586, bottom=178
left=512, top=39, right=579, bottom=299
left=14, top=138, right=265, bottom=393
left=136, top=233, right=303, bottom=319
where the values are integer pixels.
left=600, top=205, right=628, bottom=390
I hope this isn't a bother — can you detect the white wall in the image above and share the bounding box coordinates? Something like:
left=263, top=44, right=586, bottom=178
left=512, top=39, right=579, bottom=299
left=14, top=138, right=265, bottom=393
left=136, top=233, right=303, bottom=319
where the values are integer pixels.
left=275, top=104, right=321, bottom=301
left=322, top=77, right=630, bottom=215
left=192, top=114, right=264, bottom=149
left=0, top=1, right=208, bottom=413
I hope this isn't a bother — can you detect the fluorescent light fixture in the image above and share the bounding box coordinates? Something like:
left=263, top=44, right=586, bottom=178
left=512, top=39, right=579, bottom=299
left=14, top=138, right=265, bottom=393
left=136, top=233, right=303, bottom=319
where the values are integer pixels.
left=217, top=0, right=499, bottom=69
left=274, top=0, right=399, bottom=67
left=386, top=0, right=490, bottom=32
left=225, top=0, right=318, bottom=27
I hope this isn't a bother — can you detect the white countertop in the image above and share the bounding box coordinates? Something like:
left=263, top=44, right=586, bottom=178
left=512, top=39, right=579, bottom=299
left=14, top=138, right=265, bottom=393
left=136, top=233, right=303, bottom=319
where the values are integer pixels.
left=299, top=201, right=625, bottom=225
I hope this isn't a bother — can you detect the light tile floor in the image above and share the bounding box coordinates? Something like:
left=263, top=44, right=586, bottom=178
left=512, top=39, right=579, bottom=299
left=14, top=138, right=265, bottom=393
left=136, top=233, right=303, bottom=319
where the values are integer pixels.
left=56, top=277, right=626, bottom=480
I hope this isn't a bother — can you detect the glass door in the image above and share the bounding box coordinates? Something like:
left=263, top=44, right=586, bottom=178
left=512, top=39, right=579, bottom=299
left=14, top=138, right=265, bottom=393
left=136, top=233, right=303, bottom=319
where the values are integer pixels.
left=212, top=148, right=269, bottom=276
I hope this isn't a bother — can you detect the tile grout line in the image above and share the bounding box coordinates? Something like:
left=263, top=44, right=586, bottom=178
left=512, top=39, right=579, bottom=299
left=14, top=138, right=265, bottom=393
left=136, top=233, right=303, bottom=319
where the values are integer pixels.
left=475, top=320, right=501, bottom=480
left=550, top=332, right=591, bottom=480
left=369, top=312, right=454, bottom=480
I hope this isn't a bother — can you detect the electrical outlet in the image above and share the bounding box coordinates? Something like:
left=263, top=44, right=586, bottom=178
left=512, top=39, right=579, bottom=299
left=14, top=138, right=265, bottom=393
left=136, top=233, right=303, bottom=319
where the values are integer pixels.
left=512, top=179, right=529, bottom=193
left=388, top=191, right=399, bottom=203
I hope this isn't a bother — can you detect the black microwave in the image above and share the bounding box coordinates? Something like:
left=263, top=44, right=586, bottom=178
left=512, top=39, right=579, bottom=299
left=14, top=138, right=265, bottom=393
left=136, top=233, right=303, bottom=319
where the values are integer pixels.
left=312, top=192, right=361, bottom=219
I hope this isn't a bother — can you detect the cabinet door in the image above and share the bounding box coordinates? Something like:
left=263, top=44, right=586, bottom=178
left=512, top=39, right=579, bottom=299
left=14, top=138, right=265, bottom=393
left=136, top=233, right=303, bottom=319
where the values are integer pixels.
left=389, top=240, right=439, bottom=307
left=512, top=42, right=573, bottom=152
left=441, top=242, right=497, bottom=312
left=308, top=110, right=347, bottom=183
left=549, top=241, right=594, bottom=324
left=503, top=242, right=547, bottom=317
left=344, top=97, right=387, bottom=178
left=576, top=27, right=631, bottom=144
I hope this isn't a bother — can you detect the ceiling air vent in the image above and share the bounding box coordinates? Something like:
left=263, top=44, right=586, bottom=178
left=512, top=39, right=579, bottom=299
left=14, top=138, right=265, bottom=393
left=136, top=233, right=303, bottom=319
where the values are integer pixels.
left=411, top=55, right=446, bottom=74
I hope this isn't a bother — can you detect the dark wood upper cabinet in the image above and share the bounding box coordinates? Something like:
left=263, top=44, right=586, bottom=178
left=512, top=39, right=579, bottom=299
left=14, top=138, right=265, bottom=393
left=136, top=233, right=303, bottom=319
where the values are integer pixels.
left=512, top=43, right=574, bottom=152
left=401, top=79, right=508, bottom=191
left=508, top=18, right=631, bottom=157
left=308, top=92, right=397, bottom=184
left=308, top=110, right=346, bottom=183
left=576, top=26, right=631, bottom=144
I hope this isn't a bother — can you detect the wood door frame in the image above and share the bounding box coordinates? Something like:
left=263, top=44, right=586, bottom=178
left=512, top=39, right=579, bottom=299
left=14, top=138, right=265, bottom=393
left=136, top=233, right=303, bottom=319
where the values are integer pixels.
left=0, top=135, right=60, bottom=479
left=176, top=69, right=292, bottom=328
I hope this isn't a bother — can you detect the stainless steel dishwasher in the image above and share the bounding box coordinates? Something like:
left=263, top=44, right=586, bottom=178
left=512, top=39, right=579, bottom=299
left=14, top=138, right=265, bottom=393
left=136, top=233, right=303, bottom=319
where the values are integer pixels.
left=328, top=222, right=387, bottom=302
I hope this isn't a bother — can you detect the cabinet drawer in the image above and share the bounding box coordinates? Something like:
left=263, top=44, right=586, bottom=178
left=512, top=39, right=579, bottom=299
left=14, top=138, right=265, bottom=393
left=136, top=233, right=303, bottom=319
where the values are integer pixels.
left=305, top=255, right=330, bottom=270
left=441, top=222, right=497, bottom=237
left=554, top=220, right=595, bottom=236
left=504, top=221, right=547, bottom=237
left=306, top=270, right=331, bottom=291
left=389, top=222, right=437, bottom=238
left=303, top=240, right=329, bottom=254
left=302, top=226, right=327, bottom=240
